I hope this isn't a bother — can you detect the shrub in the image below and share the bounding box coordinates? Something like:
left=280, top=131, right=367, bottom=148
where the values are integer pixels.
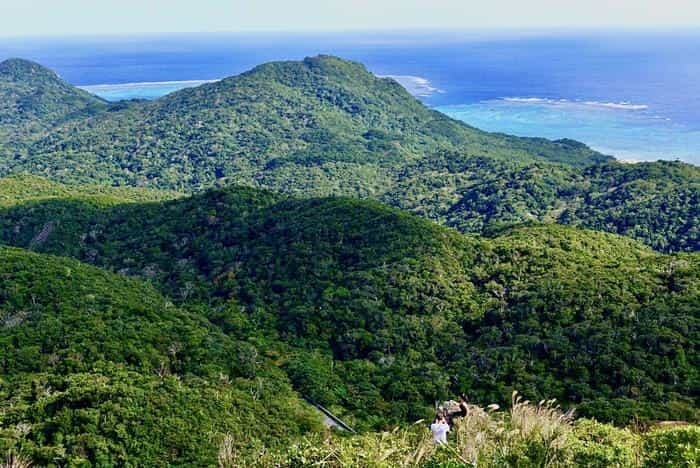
left=262, top=394, right=699, bottom=468
left=570, top=419, right=640, bottom=467
left=642, top=425, right=700, bottom=467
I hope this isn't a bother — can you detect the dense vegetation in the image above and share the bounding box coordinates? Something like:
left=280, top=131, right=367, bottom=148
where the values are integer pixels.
left=0, top=174, right=180, bottom=209
left=0, top=247, right=321, bottom=466
left=382, top=154, right=699, bottom=252
left=0, top=53, right=698, bottom=465
left=0, top=58, right=106, bottom=158
left=227, top=395, right=699, bottom=467
left=1, top=56, right=608, bottom=188
left=1, top=177, right=696, bottom=432
left=1, top=56, right=696, bottom=252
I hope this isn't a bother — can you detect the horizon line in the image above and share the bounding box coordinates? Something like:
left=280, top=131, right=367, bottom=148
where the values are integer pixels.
left=2, top=25, right=700, bottom=40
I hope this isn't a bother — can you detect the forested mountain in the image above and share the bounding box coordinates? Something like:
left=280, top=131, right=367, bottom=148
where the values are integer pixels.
left=0, top=57, right=697, bottom=252
left=0, top=53, right=698, bottom=465
left=2, top=247, right=697, bottom=467
left=0, top=59, right=106, bottom=156
left=1, top=176, right=696, bottom=431
left=0, top=246, right=320, bottom=466
left=0, top=56, right=608, bottom=187
left=0, top=56, right=697, bottom=253
left=383, top=156, right=699, bottom=252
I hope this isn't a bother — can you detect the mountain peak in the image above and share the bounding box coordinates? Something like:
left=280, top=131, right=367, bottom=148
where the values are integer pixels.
left=0, top=57, right=106, bottom=135
left=233, top=54, right=375, bottom=86
left=0, top=57, right=61, bottom=82
left=303, top=54, right=368, bottom=72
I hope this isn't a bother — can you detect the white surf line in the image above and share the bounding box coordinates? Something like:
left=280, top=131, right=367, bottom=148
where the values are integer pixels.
left=78, top=79, right=220, bottom=91
left=501, top=97, right=648, bottom=110
left=380, top=74, right=443, bottom=97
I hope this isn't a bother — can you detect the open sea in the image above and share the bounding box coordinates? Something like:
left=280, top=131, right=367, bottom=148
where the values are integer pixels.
left=1, top=30, right=699, bottom=164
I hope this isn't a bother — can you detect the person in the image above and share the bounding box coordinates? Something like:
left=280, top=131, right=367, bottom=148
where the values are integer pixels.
left=454, top=394, right=470, bottom=419
left=442, top=394, right=470, bottom=428
left=430, top=415, right=450, bottom=445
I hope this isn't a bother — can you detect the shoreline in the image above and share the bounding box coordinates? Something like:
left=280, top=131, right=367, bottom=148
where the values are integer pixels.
left=79, top=78, right=219, bottom=91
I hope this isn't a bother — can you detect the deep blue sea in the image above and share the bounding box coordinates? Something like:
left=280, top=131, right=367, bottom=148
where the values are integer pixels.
left=1, top=30, right=699, bottom=164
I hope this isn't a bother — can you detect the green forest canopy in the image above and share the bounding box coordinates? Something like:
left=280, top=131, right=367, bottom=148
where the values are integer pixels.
left=0, top=57, right=697, bottom=252
left=1, top=177, right=696, bottom=431
left=0, top=52, right=698, bottom=465
left=0, top=246, right=320, bottom=466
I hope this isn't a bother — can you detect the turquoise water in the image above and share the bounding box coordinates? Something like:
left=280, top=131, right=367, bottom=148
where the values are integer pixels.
left=438, top=99, right=700, bottom=164
left=79, top=80, right=216, bottom=101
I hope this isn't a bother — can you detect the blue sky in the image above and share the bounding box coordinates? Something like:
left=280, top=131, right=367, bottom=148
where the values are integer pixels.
left=2, top=0, right=700, bottom=37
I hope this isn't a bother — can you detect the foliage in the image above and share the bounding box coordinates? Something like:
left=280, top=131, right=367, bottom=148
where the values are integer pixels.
left=1, top=367, right=321, bottom=467
left=641, top=425, right=700, bottom=467
left=4, top=57, right=697, bottom=253
left=569, top=419, right=640, bottom=467
left=0, top=174, right=180, bottom=209
left=0, top=54, right=698, bottom=464
left=0, top=182, right=696, bottom=429
left=229, top=396, right=698, bottom=467
left=0, top=247, right=321, bottom=466
left=0, top=56, right=608, bottom=188
left=384, top=155, right=699, bottom=252
left=0, top=58, right=106, bottom=158
left=0, top=58, right=697, bottom=252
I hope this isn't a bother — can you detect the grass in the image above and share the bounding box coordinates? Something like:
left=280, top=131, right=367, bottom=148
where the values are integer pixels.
left=2, top=452, right=32, bottom=468
left=219, top=391, right=697, bottom=467
left=7, top=392, right=698, bottom=466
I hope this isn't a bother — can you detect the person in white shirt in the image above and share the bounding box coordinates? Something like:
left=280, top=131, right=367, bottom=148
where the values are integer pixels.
left=430, top=416, right=450, bottom=445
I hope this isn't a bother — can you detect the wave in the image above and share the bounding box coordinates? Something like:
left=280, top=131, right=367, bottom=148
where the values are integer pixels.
left=381, top=75, right=443, bottom=97
left=502, top=97, right=552, bottom=104
left=502, top=97, right=648, bottom=110
left=582, top=101, right=648, bottom=110
left=79, top=79, right=219, bottom=92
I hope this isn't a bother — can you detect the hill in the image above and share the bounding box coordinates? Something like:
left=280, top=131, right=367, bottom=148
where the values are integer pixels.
left=0, top=173, right=180, bottom=208
left=1, top=55, right=698, bottom=466
left=3, top=55, right=609, bottom=188
left=384, top=155, right=700, bottom=252
left=1, top=178, right=696, bottom=429
left=0, top=59, right=107, bottom=157
left=0, top=56, right=696, bottom=252
left=0, top=246, right=321, bottom=466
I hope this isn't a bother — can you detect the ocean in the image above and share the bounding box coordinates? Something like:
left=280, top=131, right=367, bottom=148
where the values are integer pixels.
left=1, top=30, right=699, bottom=164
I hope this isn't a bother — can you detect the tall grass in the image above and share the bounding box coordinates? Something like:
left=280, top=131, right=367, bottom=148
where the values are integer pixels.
left=5, top=392, right=696, bottom=466
left=233, top=391, right=579, bottom=467
left=2, top=452, right=32, bottom=468
left=245, top=392, right=697, bottom=467
left=428, top=391, right=574, bottom=467
left=217, top=433, right=282, bottom=468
